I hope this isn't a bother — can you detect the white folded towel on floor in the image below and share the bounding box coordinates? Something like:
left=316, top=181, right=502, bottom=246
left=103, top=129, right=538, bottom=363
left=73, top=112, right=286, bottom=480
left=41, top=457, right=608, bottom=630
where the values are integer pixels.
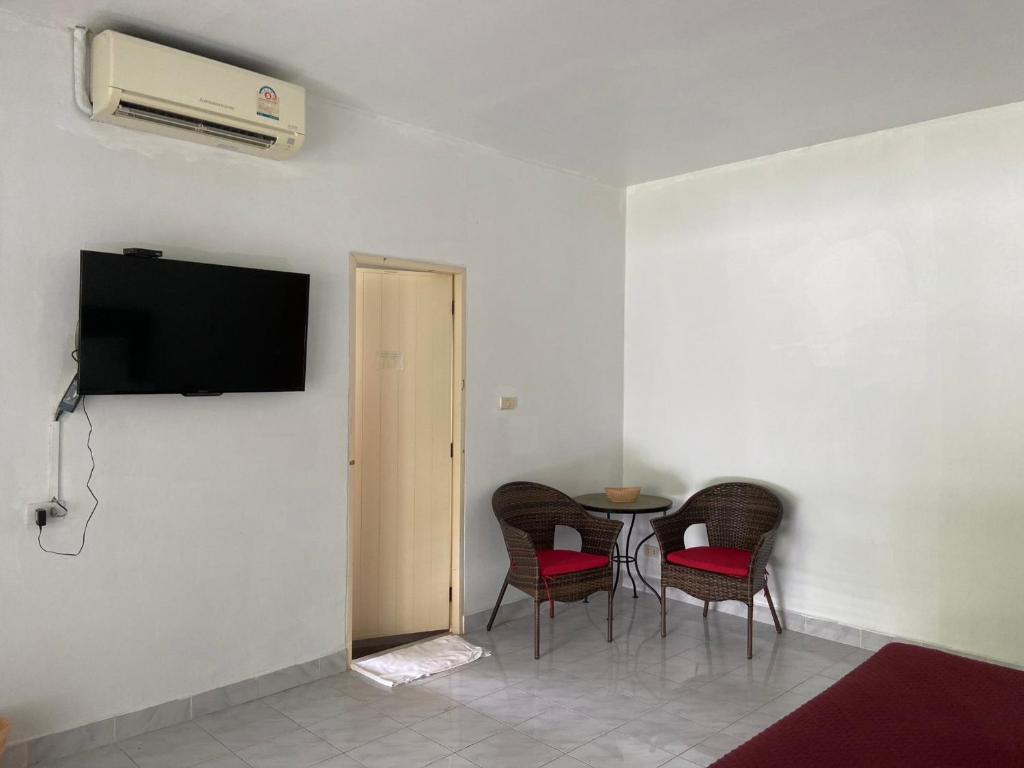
left=350, top=634, right=490, bottom=687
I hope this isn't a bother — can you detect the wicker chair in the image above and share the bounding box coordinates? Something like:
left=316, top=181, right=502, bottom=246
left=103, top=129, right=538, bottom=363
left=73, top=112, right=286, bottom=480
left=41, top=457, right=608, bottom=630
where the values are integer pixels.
left=651, top=482, right=783, bottom=658
left=487, top=482, right=623, bottom=658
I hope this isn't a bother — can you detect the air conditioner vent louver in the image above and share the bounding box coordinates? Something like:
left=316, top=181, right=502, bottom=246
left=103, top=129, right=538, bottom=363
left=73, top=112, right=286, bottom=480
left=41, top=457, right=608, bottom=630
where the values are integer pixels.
left=115, top=101, right=277, bottom=149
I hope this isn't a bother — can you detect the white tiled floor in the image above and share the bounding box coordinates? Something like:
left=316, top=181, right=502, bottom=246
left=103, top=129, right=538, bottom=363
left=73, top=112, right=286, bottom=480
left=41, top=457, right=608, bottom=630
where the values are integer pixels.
left=38, top=593, right=872, bottom=768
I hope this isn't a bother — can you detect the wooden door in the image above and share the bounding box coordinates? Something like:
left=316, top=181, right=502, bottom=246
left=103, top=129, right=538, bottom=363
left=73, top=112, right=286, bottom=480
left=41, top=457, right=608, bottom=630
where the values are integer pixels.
left=352, top=269, right=454, bottom=641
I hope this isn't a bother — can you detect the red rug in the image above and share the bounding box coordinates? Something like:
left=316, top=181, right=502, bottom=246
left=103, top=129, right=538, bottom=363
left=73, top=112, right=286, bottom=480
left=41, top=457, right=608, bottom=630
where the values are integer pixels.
left=712, top=642, right=1024, bottom=768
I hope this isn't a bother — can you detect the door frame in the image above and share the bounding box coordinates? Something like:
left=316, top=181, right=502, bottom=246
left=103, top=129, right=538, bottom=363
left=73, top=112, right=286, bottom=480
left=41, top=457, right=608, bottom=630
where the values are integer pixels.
left=346, top=252, right=466, bottom=664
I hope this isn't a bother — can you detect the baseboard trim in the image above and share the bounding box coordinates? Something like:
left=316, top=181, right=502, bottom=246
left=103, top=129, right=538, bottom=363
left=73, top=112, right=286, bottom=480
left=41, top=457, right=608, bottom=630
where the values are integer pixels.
left=464, top=584, right=886, bottom=652
left=464, top=586, right=887, bottom=651
left=637, top=576, right=1022, bottom=670
left=8, top=583, right=1017, bottom=768
left=3, top=649, right=348, bottom=768
left=653, top=580, right=892, bottom=652
left=464, top=595, right=534, bottom=632
left=465, top=578, right=1021, bottom=670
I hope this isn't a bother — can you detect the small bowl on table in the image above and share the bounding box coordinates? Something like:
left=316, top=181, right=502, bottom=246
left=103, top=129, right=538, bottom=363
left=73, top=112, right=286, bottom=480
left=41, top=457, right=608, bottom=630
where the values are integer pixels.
left=604, top=486, right=641, bottom=503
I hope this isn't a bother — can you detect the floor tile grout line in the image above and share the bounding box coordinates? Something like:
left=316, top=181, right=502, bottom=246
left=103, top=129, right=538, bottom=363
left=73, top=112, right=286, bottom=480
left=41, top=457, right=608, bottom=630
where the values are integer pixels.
left=196, top=702, right=330, bottom=766
left=339, top=715, right=458, bottom=761
left=61, top=595, right=867, bottom=768
left=118, top=742, right=143, bottom=768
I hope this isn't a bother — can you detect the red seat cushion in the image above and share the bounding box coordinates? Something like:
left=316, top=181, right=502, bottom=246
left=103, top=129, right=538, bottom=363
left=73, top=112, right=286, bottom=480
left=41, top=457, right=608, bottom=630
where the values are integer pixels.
left=535, top=549, right=608, bottom=578
left=665, top=546, right=752, bottom=578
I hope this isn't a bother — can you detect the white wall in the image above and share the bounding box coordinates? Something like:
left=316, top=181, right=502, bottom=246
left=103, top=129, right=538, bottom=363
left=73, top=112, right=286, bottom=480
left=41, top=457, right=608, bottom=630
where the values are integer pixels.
left=0, top=13, right=625, bottom=742
left=625, top=102, right=1024, bottom=667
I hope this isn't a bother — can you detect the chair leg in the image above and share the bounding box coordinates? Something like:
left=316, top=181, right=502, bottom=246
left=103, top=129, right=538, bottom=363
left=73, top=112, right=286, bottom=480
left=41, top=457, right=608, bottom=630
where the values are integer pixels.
left=607, top=589, right=613, bottom=642
left=533, top=599, right=541, bottom=659
left=764, top=580, right=782, bottom=634
left=746, top=601, right=754, bottom=659
left=702, top=600, right=709, bottom=618
left=486, top=574, right=509, bottom=632
left=660, top=582, right=667, bottom=638
left=549, top=599, right=555, bottom=619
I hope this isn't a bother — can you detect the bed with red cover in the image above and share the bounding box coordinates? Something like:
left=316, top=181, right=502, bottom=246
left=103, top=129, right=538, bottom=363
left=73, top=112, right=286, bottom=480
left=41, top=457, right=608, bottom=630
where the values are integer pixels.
left=712, top=642, right=1024, bottom=767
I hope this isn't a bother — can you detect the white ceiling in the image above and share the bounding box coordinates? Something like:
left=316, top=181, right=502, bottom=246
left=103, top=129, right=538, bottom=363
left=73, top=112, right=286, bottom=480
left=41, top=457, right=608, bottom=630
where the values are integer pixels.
left=7, top=0, right=1024, bottom=185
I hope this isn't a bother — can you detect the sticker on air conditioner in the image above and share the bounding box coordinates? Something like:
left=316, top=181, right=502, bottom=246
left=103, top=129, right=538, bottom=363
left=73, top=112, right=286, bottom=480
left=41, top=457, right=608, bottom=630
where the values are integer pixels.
left=257, top=85, right=280, bottom=120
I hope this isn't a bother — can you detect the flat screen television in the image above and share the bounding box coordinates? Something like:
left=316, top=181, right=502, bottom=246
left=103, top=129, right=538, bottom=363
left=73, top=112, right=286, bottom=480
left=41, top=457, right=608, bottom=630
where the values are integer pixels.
left=78, top=251, right=309, bottom=395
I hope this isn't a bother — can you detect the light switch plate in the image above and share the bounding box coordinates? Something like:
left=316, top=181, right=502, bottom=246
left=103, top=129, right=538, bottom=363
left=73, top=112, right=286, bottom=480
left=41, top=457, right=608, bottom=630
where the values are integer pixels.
left=499, top=396, right=518, bottom=411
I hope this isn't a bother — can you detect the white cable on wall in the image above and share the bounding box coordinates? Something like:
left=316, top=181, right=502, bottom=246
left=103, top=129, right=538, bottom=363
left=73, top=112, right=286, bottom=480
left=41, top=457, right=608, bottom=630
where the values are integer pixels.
left=72, top=26, right=92, bottom=117
left=47, top=421, right=61, bottom=502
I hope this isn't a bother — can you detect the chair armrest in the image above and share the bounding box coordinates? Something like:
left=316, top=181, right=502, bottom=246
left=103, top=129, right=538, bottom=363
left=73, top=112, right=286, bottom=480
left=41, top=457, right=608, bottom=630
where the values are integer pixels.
left=650, top=507, right=703, bottom=558
left=500, top=521, right=540, bottom=580
left=577, top=514, right=624, bottom=558
left=749, top=526, right=779, bottom=582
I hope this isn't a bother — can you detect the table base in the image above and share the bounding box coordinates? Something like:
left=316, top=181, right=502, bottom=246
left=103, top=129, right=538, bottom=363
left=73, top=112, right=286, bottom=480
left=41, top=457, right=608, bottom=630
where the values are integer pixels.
left=608, top=513, right=661, bottom=602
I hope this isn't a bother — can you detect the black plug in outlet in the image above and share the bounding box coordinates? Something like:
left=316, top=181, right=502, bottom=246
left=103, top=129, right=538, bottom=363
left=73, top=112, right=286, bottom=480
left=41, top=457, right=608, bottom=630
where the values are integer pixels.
left=36, top=507, right=48, bottom=527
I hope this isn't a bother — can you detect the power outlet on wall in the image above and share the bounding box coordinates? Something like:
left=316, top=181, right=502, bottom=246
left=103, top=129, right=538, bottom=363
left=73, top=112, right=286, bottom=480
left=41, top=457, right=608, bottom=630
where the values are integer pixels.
left=643, top=544, right=659, bottom=558
left=24, top=501, right=62, bottom=527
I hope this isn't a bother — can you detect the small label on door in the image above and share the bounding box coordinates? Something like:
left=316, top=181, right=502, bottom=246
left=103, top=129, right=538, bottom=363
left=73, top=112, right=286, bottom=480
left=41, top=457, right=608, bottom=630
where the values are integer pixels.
left=379, top=351, right=405, bottom=370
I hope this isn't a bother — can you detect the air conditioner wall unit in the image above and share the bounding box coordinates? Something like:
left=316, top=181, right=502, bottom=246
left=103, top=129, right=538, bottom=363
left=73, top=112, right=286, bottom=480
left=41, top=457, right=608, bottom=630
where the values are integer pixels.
left=90, top=30, right=305, bottom=159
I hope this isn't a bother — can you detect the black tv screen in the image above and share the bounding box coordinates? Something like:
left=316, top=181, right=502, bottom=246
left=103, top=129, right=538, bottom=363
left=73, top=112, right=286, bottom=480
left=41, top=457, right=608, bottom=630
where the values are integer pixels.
left=79, top=251, right=309, bottom=395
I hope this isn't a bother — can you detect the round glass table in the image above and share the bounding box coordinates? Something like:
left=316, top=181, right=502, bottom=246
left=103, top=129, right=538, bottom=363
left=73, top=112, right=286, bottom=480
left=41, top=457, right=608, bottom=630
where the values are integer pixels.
left=574, top=493, right=673, bottom=600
